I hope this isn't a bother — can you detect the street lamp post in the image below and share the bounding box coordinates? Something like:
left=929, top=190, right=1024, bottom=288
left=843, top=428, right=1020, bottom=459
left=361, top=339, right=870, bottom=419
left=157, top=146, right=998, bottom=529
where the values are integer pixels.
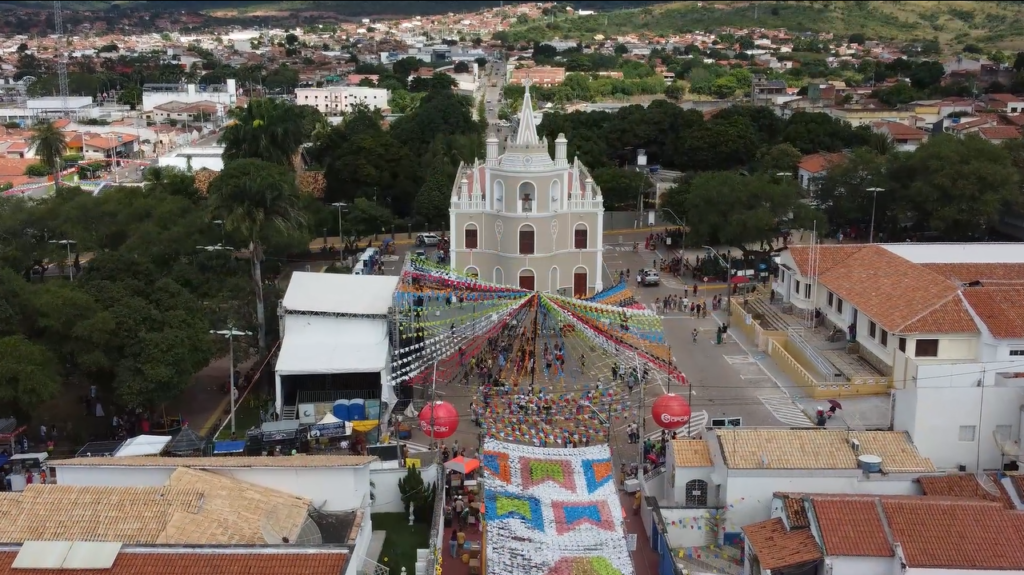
left=331, top=202, right=348, bottom=250
left=49, top=239, right=75, bottom=281
left=661, top=207, right=686, bottom=248
left=866, top=187, right=884, bottom=244
left=211, top=327, right=253, bottom=434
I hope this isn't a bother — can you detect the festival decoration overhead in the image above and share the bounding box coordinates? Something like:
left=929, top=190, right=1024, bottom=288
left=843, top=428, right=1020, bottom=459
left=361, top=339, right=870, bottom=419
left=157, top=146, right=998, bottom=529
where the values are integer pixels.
left=481, top=438, right=635, bottom=575
left=651, top=394, right=692, bottom=430
left=418, top=401, right=459, bottom=439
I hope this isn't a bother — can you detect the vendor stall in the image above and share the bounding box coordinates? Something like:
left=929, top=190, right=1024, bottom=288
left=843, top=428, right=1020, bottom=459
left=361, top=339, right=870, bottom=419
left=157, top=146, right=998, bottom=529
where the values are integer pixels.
left=246, top=420, right=306, bottom=455
left=6, top=453, right=47, bottom=491
left=212, top=440, right=247, bottom=456
left=165, top=428, right=207, bottom=456
left=114, top=434, right=172, bottom=457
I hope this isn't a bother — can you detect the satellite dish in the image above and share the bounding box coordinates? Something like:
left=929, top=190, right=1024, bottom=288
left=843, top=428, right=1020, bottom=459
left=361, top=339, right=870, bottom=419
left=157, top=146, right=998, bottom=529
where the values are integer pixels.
left=976, top=472, right=1000, bottom=496
left=260, top=504, right=320, bottom=545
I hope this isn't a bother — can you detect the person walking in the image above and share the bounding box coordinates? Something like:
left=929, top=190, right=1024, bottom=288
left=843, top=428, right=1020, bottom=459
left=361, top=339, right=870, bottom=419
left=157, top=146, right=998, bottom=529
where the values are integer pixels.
left=692, top=328, right=699, bottom=344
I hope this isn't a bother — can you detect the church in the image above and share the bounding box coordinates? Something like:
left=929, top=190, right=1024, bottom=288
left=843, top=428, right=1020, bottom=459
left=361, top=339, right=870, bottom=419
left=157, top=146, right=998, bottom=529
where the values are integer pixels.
left=448, top=81, right=605, bottom=296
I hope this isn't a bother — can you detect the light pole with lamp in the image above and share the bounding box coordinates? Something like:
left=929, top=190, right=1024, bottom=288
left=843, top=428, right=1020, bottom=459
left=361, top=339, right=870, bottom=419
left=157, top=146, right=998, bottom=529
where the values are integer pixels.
left=866, top=187, right=884, bottom=244
left=702, top=245, right=733, bottom=319
left=49, top=239, right=76, bottom=281
left=331, top=202, right=348, bottom=253
left=661, top=207, right=686, bottom=248
left=212, top=220, right=225, bottom=245
left=211, top=327, right=253, bottom=434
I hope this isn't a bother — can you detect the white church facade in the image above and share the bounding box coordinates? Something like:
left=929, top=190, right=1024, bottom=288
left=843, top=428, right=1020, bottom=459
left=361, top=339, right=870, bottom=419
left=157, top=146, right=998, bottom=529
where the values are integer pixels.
left=448, top=81, right=605, bottom=295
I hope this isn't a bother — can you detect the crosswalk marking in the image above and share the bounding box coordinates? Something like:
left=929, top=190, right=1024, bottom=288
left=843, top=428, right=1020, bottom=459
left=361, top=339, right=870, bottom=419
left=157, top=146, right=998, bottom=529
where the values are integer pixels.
left=645, top=410, right=709, bottom=438
left=759, top=395, right=814, bottom=427
left=402, top=441, right=432, bottom=453
left=724, top=355, right=755, bottom=364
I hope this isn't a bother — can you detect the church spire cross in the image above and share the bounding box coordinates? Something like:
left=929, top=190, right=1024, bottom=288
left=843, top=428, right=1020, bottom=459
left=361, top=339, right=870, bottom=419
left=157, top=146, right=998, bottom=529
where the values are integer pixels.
left=514, top=77, right=540, bottom=146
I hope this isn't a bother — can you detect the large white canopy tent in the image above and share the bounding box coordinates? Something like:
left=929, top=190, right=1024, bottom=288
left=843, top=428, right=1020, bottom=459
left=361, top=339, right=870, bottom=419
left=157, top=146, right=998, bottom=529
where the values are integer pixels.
left=275, top=272, right=400, bottom=421
left=114, top=435, right=172, bottom=457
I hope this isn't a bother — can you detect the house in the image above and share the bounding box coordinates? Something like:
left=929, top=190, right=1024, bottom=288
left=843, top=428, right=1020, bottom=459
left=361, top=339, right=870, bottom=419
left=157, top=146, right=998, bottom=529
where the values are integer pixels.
left=871, top=121, right=929, bottom=152
left=744, top=493, right=1024, bottom=575
left=796, top=152, right=844, bottom=190
left=827, top=107, right=911, bottom=128
left=650, top=428, right=933, bottom=547
left=774, top=243, right=1024, bottom=471
left=449, top=81, right=603, bottom=295
left=151, top=100, right=224, bottom=122
left=81, top=133, right=139, bottom=161
left=294, top=86, right=389, bottom=116
left=509, top=66, right=566, bottom=86
left=986, top=93, right=1024, bottom=114
left=978, top=126, right=1022, bottom=143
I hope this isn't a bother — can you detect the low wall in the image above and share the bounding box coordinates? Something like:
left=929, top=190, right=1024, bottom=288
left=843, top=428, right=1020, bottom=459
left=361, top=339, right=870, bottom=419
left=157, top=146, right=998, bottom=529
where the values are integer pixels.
left=767, top=339, right=888, bottom=399
left=369, top=461, right=439, bottom=514
left=659, top=507, right=717, bottom=548
left=728, top=299, right=786, bottom=351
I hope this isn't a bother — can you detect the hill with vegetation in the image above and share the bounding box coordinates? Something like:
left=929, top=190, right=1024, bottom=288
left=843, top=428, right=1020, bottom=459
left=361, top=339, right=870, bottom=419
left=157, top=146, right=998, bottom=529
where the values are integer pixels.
left=2, top=1, right=672, bottom=17
left=506, top=1, right=1024, bottom=52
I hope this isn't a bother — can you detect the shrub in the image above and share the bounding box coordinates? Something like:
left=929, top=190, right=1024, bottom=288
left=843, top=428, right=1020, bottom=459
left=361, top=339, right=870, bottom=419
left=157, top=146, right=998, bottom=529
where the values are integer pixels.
left=24, top=163, right=50, bottom=177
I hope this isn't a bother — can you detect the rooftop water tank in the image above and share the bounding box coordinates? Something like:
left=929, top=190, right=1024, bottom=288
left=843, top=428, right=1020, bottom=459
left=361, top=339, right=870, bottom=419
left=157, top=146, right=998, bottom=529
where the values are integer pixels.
left=859, top=455, right=883, bottom=473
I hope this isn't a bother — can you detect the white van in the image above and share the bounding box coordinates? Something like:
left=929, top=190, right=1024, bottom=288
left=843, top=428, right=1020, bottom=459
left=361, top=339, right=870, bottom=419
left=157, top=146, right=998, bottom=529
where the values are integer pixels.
left=352, top=261, right=366, bottom=275
left=361, top=247, right=379, bottom=260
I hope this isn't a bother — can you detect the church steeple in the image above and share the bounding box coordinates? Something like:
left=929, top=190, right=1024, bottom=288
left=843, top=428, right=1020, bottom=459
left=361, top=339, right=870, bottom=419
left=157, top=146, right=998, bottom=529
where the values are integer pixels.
left=514, top=78, right=540, bottom=146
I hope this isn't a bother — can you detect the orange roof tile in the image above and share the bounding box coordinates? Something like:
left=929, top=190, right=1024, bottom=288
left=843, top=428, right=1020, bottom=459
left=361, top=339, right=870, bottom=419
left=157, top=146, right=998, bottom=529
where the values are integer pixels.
left=0, top=550, right=349, bottom=575
left=785, top=244, right=866, bottom=277
left=742, top=518, right=822, bottom=570
left=882, top=499, right=1024, bottom=569
left=811, top=497, right=894, bottom=557
left=978, top=126, right=1022, bottom=140
left=898, top=294, right=979, bottom=335
left=818, top=245, right=961, bottom=334
left=922, top=263, right=1024, bottom=285
left=961, top=287, right=1024, bottom=339
left=797, top=152, right=844, bottom=174
left=0, top=158, right=34, bottom=178
left=919, top=474, right=1015, bottom=509
left=782, top=497, right=809, bottom=528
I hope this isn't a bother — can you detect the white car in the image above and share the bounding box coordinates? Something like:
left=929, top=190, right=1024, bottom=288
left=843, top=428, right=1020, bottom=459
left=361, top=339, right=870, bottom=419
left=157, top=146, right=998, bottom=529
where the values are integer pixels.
left=641, top=270, right=660, bottom=286
left=416, top=233, right=440, bottom=247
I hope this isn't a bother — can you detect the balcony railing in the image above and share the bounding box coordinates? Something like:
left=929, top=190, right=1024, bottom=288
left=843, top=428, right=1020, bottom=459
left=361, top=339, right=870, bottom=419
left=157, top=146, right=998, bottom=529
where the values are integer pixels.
left=568, top=197, right=602, bottom=210
left=452, top=198, right=486, bottom=210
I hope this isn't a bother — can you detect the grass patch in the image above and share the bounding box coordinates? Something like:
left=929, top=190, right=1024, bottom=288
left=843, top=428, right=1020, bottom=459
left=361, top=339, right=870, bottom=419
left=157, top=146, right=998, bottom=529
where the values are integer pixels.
left=214, top=397, right=264, bottom=439
left=372, top=512, right=431, bottom=571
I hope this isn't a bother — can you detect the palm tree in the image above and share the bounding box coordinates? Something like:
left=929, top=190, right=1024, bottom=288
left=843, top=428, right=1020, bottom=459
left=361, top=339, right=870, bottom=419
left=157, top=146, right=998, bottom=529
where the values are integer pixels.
left=219, top=98, right=305, bottom=170
left=206, top=158, right=306, bottom=354
left=29, top=120, right=68, bottom=188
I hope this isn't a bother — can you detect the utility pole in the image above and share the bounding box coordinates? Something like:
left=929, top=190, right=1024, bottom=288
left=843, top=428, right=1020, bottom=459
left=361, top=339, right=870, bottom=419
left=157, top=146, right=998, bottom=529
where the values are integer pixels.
left=210, top=327, right=252, bottom=434
left=635, top=352, right=645, bottom=483
left=429, top=360, right=439, bottom=464
left=529, top=294, right=540, bottom=392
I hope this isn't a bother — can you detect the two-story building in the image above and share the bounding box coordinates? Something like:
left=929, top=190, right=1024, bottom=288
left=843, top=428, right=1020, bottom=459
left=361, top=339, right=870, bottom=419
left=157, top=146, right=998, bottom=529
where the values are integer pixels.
left=774, top=243, right=1024, bottom=471
left=449, top=80, right=604, bottom=295
left=293, top=86, right=389, bottom=116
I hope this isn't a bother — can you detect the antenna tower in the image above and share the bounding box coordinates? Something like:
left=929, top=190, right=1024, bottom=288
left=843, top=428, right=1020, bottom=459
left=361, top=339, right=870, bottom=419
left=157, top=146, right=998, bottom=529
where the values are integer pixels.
left=53, top=1, right=71, bottom=118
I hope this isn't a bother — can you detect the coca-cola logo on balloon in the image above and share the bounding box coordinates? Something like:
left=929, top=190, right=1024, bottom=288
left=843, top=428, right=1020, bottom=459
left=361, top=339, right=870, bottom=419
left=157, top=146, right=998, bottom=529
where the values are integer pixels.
left=651, top=393, right=692, bottom=430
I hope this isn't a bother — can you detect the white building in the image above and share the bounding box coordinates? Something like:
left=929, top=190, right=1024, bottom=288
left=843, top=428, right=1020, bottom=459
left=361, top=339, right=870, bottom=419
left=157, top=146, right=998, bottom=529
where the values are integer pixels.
left=274, top=273, right=400, bottom=424
left=294, top=86, right=390, bottom=116
left=647, top=429, right=934, bottom=547
left=157, top=145, right=225, bottom=172
left=142, top=80, right=237, bottom=113
left=775, top=243, right=1024, bottom=472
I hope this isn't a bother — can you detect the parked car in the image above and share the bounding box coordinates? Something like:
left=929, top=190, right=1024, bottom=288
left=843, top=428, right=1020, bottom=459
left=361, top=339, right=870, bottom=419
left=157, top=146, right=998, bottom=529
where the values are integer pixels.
left=642, top=269, right=660, bottom=286
left=416, top=233, right=441, bottom=247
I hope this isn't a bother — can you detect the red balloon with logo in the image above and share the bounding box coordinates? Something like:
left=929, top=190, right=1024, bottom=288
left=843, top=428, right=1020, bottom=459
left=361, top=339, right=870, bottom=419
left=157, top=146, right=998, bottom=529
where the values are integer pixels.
left=651, top=394, right=692, bottom=429
left=419, top=401, right=459, bottom=439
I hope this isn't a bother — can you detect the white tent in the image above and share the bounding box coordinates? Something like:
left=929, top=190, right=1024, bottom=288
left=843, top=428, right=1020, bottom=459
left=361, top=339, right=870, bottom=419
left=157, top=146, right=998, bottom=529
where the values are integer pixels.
left=114, top=434, right=172, bottom=457
left=275, top=316, right=390, bottom=376
left=281, top=272, right=399, bottom=316
left=318, top=413, right=342, bottom=424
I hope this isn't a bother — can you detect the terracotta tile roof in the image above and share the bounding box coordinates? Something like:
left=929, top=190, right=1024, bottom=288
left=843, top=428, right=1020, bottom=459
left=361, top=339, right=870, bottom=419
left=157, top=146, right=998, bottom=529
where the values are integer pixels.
left=51, top=455, right=376, bottom=467
left=979, top=126, right=1022, bottom=140
left=898, top=293, right=979, bottom=335
left=782, top=497, right=809, bottom=528
left=922, top=263, right=1024, bottom=285
left=882, top=499, right=1024, bottom=569
left=919, top=473, right=1015, bottom=509
left=0, top=549, right=349, bottom=575
left=0, top=469, right=311, bottom=545
left=961, top=287, right=1024, bottom=339
left=873, top=121, right=928, bottom=139
left=0, top=158, right=34, bottom=178
left=742, top=518, right=822, bottom=570
left=784, top=244, right=866, bottom=277
left=714, top=429, right=934, bottom=472
left=818, top=245, right=961, bottom=334
left=797, top=152, right=844, bottom=174
left=811, top=497, right=894, bottom=557
left=671, top=439, right=713, bottom=467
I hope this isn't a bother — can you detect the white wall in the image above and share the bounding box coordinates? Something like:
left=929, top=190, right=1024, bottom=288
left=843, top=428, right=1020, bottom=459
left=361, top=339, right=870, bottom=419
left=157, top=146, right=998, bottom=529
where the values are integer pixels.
left=158, top=154, right=224, bottom=172
left=54, top=464, right=373, bottom=512
left=830, top=556, right=893, bottom=575
left=905, top=570, right=1024, bottom=575
left=142, top=80, right=237, bottom=112
left=720, top=474, right=921, bottom=537
left=348, top=511, right=373, bottom=574
left=894, top=361, right=1024, bottom=471
left=369, top=463, right=438, bottom=514
left=660, top=507, right=716, bottom=548
left=671, top=467, right=716, bottom=507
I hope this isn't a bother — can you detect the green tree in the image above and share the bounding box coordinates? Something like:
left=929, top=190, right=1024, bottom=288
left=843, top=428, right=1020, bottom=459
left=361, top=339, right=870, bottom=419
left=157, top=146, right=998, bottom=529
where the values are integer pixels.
left=220, top=99, right=305, bottom=170
left=117, top=85, right=143, bottom=110
left=415, top=157, right=451, bottom=227
left=0, top=335, right=61, bottom=414
left=811, top=148, right=890, bottom=234
left=756, top=143, right=803, bottom=176
left=887, top=135, right=1021, bottom=240
left=285, top=33, right=299, bottom=46
left=344, top=198, right=394, bottom=249
left=397, top=465, right=435, bottom=522
left=28, top=120, right=68, bottom=187
left=664, top=171, right=824, bottom=255
left=591, top=167, right=648, bottom=211
left=207, top=160, right=306, bottom=354
left=664, top=82, right=687, bottom=101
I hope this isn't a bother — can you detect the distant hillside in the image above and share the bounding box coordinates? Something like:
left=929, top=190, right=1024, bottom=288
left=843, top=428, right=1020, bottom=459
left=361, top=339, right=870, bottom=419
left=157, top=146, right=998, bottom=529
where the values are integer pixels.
left=507, top=1, right=1024, bottom=52
left=1, top=1, right=674, bottom=17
